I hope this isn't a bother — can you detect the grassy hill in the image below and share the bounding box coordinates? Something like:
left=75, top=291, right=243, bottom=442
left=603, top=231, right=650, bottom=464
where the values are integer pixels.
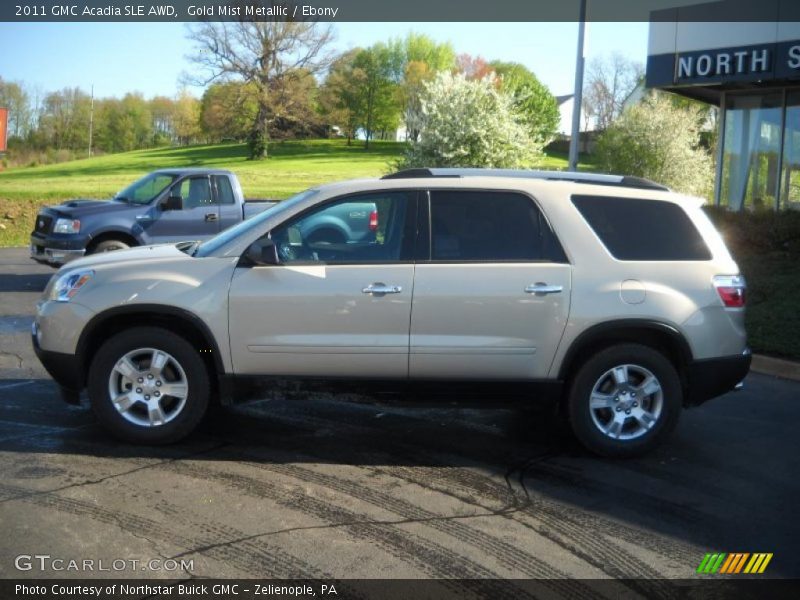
left=0, top=139, right=586, bottom=246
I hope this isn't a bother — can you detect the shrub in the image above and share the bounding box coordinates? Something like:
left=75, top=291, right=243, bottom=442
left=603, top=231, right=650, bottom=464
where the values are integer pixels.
left=704, top=206, right=800, bottom=258
left=595, top=92, right=714, bottom=197
left=398, top=72, right=543, bottom=169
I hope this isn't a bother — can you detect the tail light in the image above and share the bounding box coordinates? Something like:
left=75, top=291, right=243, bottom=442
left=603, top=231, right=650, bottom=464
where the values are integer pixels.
left=368, top=209, right=378, bottom=232
left=713, top=275, right=746, bottom=308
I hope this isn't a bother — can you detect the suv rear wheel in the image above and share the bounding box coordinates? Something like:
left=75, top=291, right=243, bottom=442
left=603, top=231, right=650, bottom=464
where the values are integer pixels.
left=567, top=344, right=682, bottom=457
left=87, top=327, right=210, bottom=444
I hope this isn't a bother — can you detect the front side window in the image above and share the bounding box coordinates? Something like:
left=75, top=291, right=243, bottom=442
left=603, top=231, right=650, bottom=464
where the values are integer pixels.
left=270, top=192, right=413, bottom=264
left=572, top=195, right=711, bottom=261
left=173, top=177, right=213, bottom=210
left=428, top=190, right=563, bottom=262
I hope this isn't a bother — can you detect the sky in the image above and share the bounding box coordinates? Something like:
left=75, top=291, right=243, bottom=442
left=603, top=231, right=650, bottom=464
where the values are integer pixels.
left=0, top=21, right=648, bottom=100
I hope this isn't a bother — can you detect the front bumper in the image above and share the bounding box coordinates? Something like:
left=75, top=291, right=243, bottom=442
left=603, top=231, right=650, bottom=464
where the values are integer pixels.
left=30, top=232, right=88, bottom=266
left=31, top=321, right=84, bottom=404
left=685, top=348, right=752, bottom=406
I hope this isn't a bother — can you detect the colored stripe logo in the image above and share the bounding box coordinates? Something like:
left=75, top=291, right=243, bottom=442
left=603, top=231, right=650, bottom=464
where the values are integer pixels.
left=697, top=552, right=773, bottom=574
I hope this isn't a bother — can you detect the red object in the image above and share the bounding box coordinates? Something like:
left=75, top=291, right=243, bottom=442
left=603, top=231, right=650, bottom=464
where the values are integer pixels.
left=713, top=275, right=746, bottom=308
left=715, top=286, right=746, bottom=308
left=368, top=209, right=378, bottom=231
left=0, top=108, right=7, bottom=153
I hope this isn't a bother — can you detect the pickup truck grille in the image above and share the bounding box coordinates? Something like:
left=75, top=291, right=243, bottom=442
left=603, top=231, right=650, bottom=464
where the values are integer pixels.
left=34, top=214, right=53, bottom=234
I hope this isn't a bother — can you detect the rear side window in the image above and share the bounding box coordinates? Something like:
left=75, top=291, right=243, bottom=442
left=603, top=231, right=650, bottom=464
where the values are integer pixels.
left=214, top=175, right=236, bottom=205
left=429, top=191, right=566, bottom=262
left=571, top=195, right=711, bottom=261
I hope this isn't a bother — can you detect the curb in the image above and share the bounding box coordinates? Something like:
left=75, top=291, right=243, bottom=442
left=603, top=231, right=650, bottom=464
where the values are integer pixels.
left=751, top=354, right=800, bottom=382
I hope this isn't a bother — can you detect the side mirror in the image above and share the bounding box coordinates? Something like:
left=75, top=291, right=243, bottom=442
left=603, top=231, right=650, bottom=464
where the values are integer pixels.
left=162, top=194, right=183, bottom=211
left=246, top=239, right=279, bottom=266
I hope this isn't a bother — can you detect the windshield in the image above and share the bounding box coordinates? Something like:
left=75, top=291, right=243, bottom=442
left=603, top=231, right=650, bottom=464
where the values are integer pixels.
left=115, top=172, right=177, bottom=205
left=194, top=189, right=319, bottom=258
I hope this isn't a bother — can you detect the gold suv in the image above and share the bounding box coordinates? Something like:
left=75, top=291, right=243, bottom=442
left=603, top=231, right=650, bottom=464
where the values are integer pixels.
left=32, top=169, right=750, bottom=456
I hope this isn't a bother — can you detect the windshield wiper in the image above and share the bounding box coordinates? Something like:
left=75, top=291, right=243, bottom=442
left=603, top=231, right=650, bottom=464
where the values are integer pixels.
left=114, top=196, right=130, bottom=203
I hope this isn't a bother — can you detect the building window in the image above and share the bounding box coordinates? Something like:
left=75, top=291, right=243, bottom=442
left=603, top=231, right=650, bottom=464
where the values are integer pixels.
left=781, top=92, right=800, bottom=211
left=719, top=93, right=782, bottom=211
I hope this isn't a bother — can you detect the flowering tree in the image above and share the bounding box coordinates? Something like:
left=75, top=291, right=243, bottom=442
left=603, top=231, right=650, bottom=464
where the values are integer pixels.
left=595, top=92, right=714, bottom=197
left=399, top=72, right=543, bottom=169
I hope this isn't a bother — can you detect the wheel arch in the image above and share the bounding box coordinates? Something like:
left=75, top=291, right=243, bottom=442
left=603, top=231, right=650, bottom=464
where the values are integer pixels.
left=86, top=230, right=139, bottom=253
left=76, top=305, right=225, bottom=401
left=557, top=320, right=693, bottom=387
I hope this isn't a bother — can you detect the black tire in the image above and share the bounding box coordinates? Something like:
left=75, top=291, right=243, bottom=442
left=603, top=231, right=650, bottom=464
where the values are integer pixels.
left=307, top=228, right=346, bottom=245
left=88, top=327, right=210, bottom=444
left=91, top=239, right=131, bottom=254
left=567, top=344, right=682, bottom=458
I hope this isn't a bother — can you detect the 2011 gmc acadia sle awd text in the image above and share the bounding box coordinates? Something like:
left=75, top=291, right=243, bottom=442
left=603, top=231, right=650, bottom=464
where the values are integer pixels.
left=32, top=169, right=751, bottom=457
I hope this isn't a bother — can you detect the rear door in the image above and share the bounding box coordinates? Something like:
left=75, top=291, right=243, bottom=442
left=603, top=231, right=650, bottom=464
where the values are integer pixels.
left=214, top=174, right=242, bottom=232
left=409, top=190, right=572, bottom=380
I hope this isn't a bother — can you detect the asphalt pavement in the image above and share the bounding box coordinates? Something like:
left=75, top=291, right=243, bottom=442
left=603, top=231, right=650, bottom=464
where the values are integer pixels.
left=0, top=247, right=798, bottom=589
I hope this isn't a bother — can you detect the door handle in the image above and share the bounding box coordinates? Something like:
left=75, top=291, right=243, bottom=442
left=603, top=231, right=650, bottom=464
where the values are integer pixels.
left=205, top=213, right=218, bottom=222
left=525, top=283, right=563, bottom=295
left=362, top=283, right=402, bottom=295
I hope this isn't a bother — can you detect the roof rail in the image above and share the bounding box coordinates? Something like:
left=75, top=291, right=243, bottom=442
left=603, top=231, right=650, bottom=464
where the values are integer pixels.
left=381, top=168, right=669, bottom=191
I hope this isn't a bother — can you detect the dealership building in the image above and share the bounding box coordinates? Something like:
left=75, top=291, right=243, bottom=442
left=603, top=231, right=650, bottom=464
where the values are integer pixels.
left=646, top=1, right=800, bottom=210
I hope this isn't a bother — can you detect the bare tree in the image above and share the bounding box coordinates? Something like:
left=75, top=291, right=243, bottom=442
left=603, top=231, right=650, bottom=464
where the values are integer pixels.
left=185, top=20, right=335, bottom=158
left=583, top=53, right=644, bottom=131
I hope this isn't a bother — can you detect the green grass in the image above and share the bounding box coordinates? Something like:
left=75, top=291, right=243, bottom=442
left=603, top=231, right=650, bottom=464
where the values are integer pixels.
left=0, top=139, right=405, bottom=202
left=0, top=139, right=591, bottom=247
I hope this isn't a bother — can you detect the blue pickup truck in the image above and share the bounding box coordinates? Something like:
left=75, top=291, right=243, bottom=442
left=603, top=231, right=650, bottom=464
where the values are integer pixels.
left=30, top=169, right=278, bottom=267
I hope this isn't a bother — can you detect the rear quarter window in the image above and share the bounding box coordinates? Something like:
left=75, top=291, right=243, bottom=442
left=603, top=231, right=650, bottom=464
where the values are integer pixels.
left=571, top=195, right=711, bottom=261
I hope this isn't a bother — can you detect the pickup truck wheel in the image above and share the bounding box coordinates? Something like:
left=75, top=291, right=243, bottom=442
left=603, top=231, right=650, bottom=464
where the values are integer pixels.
left=307, top=228, right=346, bottom=245
left=88, top=327, right=210, bottom=444
left=567, top=344, right=682, bottom=458
left=91, top=239, right=130, bottom=254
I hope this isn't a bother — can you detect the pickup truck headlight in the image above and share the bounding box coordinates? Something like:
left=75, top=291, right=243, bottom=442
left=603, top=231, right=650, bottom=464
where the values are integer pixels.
left=53, top=218, right=81, bottom=234
left=48, top=269, right=94, bottom=302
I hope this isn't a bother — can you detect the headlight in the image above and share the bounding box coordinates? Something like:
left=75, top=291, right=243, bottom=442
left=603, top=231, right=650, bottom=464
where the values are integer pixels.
left=48, top=269, right=94, bottom=302
left=53, top=218, right=81, bottom=234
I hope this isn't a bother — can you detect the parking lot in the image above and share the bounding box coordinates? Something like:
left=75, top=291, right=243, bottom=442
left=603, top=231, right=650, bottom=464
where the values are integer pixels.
left=1, top=247, right=799, bottom=586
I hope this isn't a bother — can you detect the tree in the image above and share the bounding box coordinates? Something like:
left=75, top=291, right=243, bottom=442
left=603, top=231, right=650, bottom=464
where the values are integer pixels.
left=594, top=92, right=714, bottom=197
left=37, top=87, right=91, bottom=151
left=393, top=34, right=456, bottom=142
left=173, top=90, right=201, bottom=146
left=400, top=72, right=543, bottom=169
left=491, top=61, right=559, bottom=145
left=0, top=78, right=32, bottom=140
left=456, top=54, right=494, bottom=80
left=319, top=49, right=364, bottom=145
left=150, top=95, right=176, bottom=144
left=94, top=93, right=152, bottom=152
left=201, top=82, right=259, bottom=143
left=352, top=45, right=399, bottom=149
left=185, top=21, right=335, bottom=159
left=583, top=53, right=644, bottom=130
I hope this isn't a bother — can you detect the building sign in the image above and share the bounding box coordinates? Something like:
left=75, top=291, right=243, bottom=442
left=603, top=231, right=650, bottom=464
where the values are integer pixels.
left=646, top=41, right=800, bottom=88
left=0, top=108, right=7, bottom=153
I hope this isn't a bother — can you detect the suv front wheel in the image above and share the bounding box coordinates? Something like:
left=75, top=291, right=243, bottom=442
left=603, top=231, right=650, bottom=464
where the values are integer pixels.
left=567, top=344, right=682, bottom=458
left=88, top=327, right=210, bottom=444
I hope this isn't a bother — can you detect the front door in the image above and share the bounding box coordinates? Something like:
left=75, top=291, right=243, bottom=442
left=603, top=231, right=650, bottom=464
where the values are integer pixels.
left=228, top=191, right=417, bottom=377
left=143, top=175, right=220, bottom=244
left=409, top=190, right=572, bottom=380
